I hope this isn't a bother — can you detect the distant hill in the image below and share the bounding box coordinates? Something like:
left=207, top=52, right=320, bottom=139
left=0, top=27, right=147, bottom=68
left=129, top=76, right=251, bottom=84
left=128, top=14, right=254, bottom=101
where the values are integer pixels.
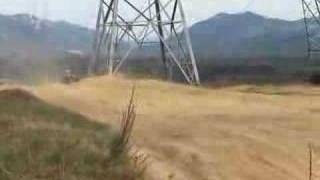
left=0, top=14, right=94, bottom=82
left=0, top=12, right=316, bottom=83
left=189, top=12, right=308, bottom=60
left=0, top=12, right=310, bottom=61
left=0, top=14, right=93, bottom=59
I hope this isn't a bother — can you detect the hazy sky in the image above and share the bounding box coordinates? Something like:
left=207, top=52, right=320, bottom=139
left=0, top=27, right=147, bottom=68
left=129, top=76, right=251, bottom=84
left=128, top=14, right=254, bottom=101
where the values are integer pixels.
left=0, top=0, right=303, bottom=27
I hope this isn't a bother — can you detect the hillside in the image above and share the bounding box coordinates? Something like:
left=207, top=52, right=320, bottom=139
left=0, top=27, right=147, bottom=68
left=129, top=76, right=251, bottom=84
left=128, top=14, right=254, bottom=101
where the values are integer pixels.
left=0, top=86, right=140, bottom=179
left=0, top=14, right=93, bottom=57
left=35, top=75, right=320, bottom=180
left=0, top=14, right=94, bottom=83
left=190, top=12, right=307, bottom=59
left=0, top=12, right=309, bottom=61
left=0, top=12, right=316, bottom=83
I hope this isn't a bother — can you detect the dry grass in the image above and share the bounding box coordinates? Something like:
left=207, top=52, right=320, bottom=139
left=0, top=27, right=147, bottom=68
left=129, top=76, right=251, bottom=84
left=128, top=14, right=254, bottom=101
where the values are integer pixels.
left=0, top=87, right=141, bottom=180
left=34, top=75, right=320, bottom=180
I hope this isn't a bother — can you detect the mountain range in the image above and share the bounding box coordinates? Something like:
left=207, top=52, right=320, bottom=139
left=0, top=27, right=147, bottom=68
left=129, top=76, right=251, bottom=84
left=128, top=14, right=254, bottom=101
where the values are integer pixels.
left=190, top=12, right=308, bottom=60
left=0, top=14, right=93, bottom=60
left=0, top=12, right=310, bottom=61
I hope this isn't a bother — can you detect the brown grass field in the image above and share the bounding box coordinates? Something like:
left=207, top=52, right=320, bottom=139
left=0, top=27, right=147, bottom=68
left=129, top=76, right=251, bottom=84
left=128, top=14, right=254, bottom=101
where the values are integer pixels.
left=0, top=86, right=142, bottom=180
left=32, top=76, right=320, bottom=180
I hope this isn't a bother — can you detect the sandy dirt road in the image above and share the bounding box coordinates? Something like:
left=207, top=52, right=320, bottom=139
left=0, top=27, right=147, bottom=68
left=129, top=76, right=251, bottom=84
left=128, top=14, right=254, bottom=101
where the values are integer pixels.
left=35, top=76, right=320, bottom=180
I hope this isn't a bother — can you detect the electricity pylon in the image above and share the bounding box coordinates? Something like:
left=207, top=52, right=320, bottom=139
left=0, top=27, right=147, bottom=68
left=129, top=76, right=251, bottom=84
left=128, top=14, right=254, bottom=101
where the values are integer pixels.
left=90, top=0, right=200, bottom=85
left=301, top=0, right=320, bottom=59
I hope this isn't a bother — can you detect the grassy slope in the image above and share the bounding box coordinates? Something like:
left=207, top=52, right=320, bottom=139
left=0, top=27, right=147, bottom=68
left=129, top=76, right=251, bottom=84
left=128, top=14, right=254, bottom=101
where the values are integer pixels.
left=0, top=87, right=139, bottom=180
left=35, top=76, right=320, bottom=180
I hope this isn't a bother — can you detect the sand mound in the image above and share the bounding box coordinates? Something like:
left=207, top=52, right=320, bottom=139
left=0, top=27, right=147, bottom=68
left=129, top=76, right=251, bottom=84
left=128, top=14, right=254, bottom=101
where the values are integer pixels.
left=35, top=76, right=320, bottom=180
left=0, top=88, right=37, bottom=101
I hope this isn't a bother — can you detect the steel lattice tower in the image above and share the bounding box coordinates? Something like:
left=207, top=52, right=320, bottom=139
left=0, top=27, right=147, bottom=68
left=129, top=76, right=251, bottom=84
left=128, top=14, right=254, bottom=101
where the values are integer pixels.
left=90, top=0, right=200, bottom=84
left=302, top=0, right=320, bottom=59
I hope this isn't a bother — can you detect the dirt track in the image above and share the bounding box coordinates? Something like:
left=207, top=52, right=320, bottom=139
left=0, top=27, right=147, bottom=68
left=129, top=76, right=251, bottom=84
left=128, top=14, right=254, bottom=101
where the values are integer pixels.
left=35, top=76, right=320, bottom=180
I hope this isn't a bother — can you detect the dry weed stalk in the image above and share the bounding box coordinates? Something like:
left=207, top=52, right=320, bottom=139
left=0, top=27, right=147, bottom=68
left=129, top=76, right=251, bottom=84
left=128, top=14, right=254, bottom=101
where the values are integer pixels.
left=120, top=86, right=136, bottom=151
left=309, top=143, right=314, bottom=180
left=119, top=86, right=149, bottom=177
